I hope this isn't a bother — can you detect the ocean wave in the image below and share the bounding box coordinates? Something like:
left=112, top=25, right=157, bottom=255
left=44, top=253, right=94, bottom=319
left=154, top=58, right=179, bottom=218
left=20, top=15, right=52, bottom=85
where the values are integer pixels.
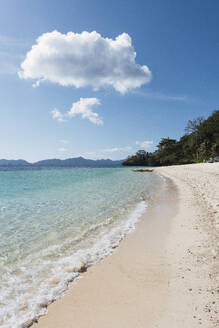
left=0, top=201, right=147, bottom=328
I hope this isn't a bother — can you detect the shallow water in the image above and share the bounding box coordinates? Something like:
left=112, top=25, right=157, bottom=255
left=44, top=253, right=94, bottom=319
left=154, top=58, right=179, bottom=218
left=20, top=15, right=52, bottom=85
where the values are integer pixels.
left=0, top=167, right=161, bottom=327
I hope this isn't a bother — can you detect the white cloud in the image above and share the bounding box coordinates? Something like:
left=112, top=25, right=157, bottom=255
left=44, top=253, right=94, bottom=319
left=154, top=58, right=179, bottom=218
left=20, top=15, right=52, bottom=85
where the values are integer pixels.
left=18, top=30, right=152, bottom=93
left=103, top=146, right=132, bottom=153
left=67, top=98, right=102, bottom=125
left=52, top=97, right=102, bottom=125
left=59, top=147, right=67, bottom=152
left=136, top=140, right=154, bottom=150
left=133, top=90, right=191, bottom=102
left=51, top=108, right=65, bottom=122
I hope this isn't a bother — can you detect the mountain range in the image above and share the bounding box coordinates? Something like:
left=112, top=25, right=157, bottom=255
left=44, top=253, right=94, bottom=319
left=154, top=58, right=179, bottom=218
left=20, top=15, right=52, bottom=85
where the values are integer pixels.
left=0, top=157, right=124, bottom=167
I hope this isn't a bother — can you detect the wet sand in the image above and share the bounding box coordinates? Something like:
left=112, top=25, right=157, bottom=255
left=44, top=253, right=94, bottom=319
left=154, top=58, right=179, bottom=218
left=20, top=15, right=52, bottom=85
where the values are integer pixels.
left=34, top=163, right=218, bottom=328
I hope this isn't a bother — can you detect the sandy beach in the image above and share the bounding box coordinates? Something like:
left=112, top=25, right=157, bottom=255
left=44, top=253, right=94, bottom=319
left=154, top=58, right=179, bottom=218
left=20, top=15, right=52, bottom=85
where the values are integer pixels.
left=33, top=163, right=218, bottom=328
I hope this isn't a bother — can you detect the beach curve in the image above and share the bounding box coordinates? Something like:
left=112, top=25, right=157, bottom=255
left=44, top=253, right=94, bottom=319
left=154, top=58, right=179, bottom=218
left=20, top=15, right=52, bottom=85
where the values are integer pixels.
left=33, top=163, right=218, bottom=328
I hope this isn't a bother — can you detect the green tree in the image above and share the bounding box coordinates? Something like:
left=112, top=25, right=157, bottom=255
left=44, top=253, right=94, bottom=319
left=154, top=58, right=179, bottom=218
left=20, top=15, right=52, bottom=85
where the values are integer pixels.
left=122, top=110, right=219, bottom=167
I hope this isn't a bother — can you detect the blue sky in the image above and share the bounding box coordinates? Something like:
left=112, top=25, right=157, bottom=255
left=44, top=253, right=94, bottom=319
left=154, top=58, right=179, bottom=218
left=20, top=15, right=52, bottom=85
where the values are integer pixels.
left=0, top=0, right=218, bottom=162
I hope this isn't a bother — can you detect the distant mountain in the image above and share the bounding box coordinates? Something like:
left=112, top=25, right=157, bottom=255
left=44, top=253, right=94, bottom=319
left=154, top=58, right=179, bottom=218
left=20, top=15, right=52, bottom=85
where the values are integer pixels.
left=0, top=159, right=31, bottom=166
left=34, top=157, right=123, bottom=167
left=0, top=157, right=124, bottom=167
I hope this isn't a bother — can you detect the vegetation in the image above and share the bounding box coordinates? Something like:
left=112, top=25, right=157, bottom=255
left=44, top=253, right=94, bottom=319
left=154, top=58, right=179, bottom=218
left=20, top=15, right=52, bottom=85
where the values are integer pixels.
left=123, top=110, right=219, bottom=166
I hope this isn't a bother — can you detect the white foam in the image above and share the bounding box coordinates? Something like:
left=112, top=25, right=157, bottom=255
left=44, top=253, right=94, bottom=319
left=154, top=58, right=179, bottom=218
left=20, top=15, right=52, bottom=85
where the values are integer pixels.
left=0, top=201, right=147, bottom=328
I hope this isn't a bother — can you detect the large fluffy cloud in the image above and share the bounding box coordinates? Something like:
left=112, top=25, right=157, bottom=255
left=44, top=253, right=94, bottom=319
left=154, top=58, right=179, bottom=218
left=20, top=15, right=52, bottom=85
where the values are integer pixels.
left=51, top=97, right=102, bottom=125
left=18, top=30, right=152, bottom=93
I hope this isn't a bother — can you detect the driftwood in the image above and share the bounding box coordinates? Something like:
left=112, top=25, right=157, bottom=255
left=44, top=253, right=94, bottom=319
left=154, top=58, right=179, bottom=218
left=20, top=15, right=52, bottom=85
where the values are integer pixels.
left=132, top=169, right=154, bottom=173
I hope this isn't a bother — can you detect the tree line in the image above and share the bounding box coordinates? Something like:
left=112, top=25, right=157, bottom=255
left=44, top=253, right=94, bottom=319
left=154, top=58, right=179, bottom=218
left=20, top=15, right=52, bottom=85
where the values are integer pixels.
left=123, top=110, right=219, bottom=166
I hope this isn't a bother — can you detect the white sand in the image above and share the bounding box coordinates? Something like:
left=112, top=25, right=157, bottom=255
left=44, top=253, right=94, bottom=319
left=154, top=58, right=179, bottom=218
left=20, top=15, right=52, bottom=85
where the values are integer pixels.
left=155, top=163, right=219, bottom=327
left=34, top=163, right=219, bottom=328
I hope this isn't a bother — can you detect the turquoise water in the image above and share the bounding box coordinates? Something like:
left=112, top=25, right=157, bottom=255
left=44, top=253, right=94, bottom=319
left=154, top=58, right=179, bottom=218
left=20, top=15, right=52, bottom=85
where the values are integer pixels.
left=0, top=167, right=160, bottom=328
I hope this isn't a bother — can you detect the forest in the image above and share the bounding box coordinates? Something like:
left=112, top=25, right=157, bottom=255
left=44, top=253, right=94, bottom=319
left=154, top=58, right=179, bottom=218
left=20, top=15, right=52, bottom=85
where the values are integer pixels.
left=123, top=110, right=219, bottom=166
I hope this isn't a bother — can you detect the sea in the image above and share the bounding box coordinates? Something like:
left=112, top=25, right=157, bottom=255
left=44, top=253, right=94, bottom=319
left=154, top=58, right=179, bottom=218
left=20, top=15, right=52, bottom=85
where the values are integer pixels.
left=0, top=166, right=161, bottom=328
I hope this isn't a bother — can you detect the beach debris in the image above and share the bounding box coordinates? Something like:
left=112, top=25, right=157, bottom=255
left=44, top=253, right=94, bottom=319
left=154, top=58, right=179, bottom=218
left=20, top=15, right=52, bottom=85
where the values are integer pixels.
left=78, top=263, right=88, bottom=273
left=132, top=169, right=154, bottom=173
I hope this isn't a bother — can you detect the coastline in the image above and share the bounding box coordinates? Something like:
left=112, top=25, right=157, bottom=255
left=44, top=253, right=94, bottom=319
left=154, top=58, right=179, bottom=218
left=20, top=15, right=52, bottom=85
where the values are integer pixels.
left=33, top=163, right=218, bottom=328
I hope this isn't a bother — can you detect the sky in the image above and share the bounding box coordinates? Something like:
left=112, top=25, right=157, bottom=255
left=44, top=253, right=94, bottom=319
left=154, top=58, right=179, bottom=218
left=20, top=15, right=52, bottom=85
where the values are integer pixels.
left=0, top=0, right=219, bottom=162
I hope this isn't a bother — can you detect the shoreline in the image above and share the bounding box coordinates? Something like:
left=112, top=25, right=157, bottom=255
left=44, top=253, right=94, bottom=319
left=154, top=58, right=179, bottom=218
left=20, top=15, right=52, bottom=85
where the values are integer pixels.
left=33, top=163, right=218, bottom=328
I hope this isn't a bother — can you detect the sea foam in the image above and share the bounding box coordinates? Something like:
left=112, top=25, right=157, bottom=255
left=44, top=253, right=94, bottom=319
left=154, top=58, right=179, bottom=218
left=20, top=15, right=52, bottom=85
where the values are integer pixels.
left=0, top=167, right=159, bottom=327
